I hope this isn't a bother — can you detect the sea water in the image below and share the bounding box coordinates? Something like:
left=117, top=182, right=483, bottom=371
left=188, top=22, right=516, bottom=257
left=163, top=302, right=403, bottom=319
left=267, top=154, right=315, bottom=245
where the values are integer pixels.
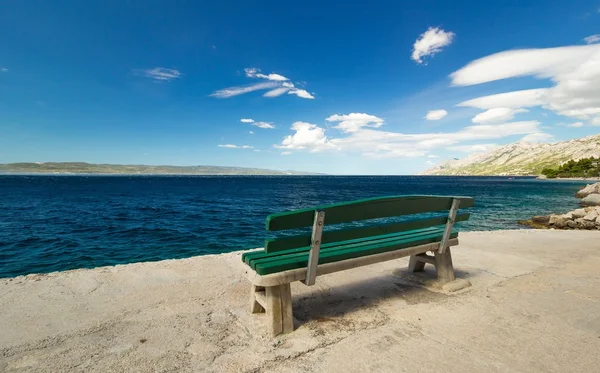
left=0, top=175, right=588, bottom=277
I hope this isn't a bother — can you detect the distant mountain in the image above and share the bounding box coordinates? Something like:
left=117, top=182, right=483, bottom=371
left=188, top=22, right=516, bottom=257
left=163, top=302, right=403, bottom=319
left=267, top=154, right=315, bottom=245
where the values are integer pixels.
left=421, top=134, right=600, bottom=176
left=0, top=162, right=321, bottom=175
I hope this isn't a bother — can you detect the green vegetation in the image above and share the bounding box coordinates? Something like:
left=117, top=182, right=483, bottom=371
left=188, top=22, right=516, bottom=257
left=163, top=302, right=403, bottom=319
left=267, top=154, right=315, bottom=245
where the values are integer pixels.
left=541, top=157, right=600, bottom=179
left=0, top=162, right=320, bottom=175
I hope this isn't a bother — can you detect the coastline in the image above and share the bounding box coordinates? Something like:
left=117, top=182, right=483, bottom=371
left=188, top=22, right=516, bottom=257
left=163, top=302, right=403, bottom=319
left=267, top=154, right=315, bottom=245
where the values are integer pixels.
left=2, top=230, right=599, bottom=372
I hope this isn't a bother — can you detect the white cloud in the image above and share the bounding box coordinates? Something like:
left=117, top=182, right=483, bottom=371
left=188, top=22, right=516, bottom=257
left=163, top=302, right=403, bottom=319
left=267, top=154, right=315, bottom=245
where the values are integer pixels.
left=276, top=122, right=337, bottom=152
left=447, top=144, right=499, bottom=153
left=326, top=113, right=384, bottom=133
left=210, top=82, right=279, bottom=98
left=240, top=118, right=275, bottom=129
left=281, top=151, right=292, bottom=155
left=138, top=67, right=182, bottom=81
left=425, top=160, right=436, bottom=166
left=245, top=68, right=289, bottom=81
left=264, top=87, right=291, bottom=97
left=425, top=109, right=448, bottom=120
left=0, top=67, right=7, bottom=72
left=252, top=122, right=275, bottom=129
left=566, top=122, right=584, bottom=128
left=411, top=27, right=455, bottom=64
left=277, top=111, right=542, bottom=159
left=218, top=144, right=254, bottom=149
left=212, top=68, right=314, bottom=99
left=584, top=34, right=600, bottom=44
left=288, top=88, right=315, bottom=99
left=520, top=132, right=555, bottom=143
left=428, top=155, right=438, bottom=158
left=472, top=108, right=528, bottom=123
left=452, top=44, right=600, bottom=125
left=249, top=131, right=255, bottom=134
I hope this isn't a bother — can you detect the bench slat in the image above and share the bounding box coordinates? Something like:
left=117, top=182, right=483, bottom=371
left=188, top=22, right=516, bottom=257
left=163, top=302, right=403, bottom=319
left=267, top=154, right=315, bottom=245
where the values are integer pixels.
left=252, top=230, right=458, bottom=275
left=244, top=226, right=443, bottom=264
left=250, top=228, right=445, bottom=270
left=264, top=213, right=470, bottom=253
left=265, top=195, right=474, bottom=231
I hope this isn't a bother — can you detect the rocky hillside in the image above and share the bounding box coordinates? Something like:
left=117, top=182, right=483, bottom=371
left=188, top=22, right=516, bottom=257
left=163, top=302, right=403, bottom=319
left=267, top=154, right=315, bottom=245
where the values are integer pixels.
left=421, top=134, right=600, bottom=176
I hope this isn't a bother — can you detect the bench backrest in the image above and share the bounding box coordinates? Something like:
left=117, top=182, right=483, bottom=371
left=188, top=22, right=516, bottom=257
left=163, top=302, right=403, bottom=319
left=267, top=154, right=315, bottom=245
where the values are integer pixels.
left=264, top=195, right=474, bottom=253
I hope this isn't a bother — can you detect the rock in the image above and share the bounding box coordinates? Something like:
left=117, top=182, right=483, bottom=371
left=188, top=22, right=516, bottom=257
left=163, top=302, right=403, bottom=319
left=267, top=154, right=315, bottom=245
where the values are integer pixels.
left=575, top=218, right=596, bottom=229
left=549, top=215, right=569, bottom=228
left=583, top=211, right=598, bottom=221
left=581, top=194, right=600, bottom=207
left=571, top=208, right=588, bottom=218
left=532, top=215, right=550, bottom=224
left=576, top=182, right=600, bottom=198
left=567, top=220, right=578, bottom=228
left=596, top=215, right=600, bottom=225
left=564, top=212, right=573, bottom=219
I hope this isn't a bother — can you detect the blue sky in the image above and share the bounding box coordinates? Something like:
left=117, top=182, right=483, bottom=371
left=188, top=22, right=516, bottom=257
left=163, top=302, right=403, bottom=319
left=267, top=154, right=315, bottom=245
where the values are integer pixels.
left=1, top=0, right=600, bottom=175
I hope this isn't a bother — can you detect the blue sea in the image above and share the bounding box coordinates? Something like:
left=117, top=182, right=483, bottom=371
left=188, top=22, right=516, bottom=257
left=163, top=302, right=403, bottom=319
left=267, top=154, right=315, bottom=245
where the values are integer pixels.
left=0, top=175, right=589, bottom=278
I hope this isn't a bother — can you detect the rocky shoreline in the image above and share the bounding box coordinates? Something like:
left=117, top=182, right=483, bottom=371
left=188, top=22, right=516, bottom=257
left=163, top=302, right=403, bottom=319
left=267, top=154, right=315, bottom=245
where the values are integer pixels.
left=520, top=182, right=600, bottom=230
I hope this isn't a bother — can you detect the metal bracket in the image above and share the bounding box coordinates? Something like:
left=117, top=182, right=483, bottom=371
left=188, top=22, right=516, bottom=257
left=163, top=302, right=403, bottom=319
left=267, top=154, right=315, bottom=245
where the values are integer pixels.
left=438, top=198, right=460, bottom=254
left=304, top=210, right=325, bottom=286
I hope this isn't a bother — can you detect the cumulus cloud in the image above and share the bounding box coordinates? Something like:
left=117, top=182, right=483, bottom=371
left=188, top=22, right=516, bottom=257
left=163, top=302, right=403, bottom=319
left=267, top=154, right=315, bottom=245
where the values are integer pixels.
left=240, top=118, right=254, bottom=123
left=276, top=122, right=337, bottom=152
left=276, top=112, right=543, bottom=159
left=211, top=68, right=314, bottom=99
left=411, top=27, right=455, bottom=64
left=472, top=108, right=528, bottom=123
left=326, top=113, right=384, bottom=133
left=584, top=34, right=600, bottom=44
left=137, top=67, right=182, bottom=81
left=218, top=144, right=254, bottom=149
left=452, top=44, right=600, bottom=125
left=425, top=109, right=448, bottom=120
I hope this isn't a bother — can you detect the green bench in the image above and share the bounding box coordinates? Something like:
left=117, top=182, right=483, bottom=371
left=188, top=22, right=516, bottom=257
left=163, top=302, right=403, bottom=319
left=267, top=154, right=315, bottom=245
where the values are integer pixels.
left=241, top=195, right=474, bottom=336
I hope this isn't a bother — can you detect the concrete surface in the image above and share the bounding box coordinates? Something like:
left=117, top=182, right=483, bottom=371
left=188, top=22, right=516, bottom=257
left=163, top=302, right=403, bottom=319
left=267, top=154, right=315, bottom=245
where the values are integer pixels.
left=1, top=230, right=600, bottom=372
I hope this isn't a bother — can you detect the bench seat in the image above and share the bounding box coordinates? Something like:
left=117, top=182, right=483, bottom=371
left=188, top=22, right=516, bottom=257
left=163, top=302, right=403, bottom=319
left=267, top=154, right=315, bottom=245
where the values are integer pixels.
left=243, top=226, right=458, bottom=275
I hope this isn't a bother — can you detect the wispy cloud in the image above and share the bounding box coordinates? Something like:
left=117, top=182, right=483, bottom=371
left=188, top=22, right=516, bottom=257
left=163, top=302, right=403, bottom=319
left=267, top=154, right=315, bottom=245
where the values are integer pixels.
left=136, top=67, right=182, bottom=81
left=0, top=67, right=8, bottom=72
left=411, top=27, right=455, bottom=64
left=425, top=109, right=448, bottom=120
left=583, top=34, right=600, bottom=44
left=452, top=44, right=600, bottom=125
left=239, top=118, right=276, bottom=129
left=211, top=82, right=279, bottom=98
left=472, top=108, right=528, bottom=123
left=218, top=144, right=254, bottom=149
left=211, top=67, right=315, bottom=99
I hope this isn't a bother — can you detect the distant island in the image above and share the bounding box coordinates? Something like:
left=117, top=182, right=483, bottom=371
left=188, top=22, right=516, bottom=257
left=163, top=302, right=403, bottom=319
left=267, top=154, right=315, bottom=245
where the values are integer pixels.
left=0, top=162, right=321, bottom=176
left=421, top=134, right=600, bottom=176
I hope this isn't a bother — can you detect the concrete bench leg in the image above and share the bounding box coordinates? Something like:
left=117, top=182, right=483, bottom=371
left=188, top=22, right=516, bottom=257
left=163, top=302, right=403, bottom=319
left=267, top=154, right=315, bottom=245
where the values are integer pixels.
left=266, top=284, right=294, bottom=336
left=408, top=254, right=426, bottom=272
left=249, top=285, right=265, bottom=314
left=434, top=248, right=455, bottom=283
